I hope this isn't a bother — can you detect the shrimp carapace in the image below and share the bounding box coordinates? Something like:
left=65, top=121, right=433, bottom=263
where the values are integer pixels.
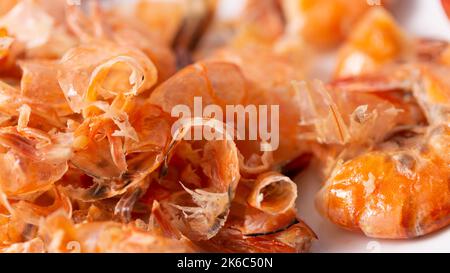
left=317, top=63, right=450, bottom=239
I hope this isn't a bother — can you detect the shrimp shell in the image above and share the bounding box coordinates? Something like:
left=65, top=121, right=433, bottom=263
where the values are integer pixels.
left=37, top=212, right=196, bottom=253
left=247, top=172, right=297, bottom=215
left=197, top=220, right=316, bottom=253
left=317, top=63, right=450, bottom=239
left=57, top=41, right=158, bottom=114
left=160, top=117, right=240, bottom=241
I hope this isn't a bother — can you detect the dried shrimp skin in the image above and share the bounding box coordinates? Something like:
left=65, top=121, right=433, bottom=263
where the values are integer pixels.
left=247, top=172, right=297, bottom=215
left=294, top=79, right=424, bottom=148
left=57, top=41, right=158, bottom=114
left=442, top=0, right=450, bottom=19
left=0, top=127, right=72, bottom=197
left=197, top=221, right=316, bottom=253
left=159, top=118, right=241, bottom=241
left=227, top=177, right=301, bottom=236
left=0, top=0, right=316, bottom=253
left=317, top=144, right=450, bottom=238
left=149, top=61, right=247, bottom=112
left=317, top=64, right=450, bottom=239
left=0, top=27, right=13, bottom=60
left=0, top=187, right=72, bottom=247
left=36, top=212, right=196, bottom=253
left=0, top=238, right=45, bottom=253
left=19, top=60, right=72, bottom=117
left=334, top=7, right=409, bottom=78
left=281, top=0, right=391, bottom=49
left=0, top=0, right=54, bottom=50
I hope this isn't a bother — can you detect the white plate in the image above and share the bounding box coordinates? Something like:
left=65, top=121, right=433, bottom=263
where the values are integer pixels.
left=219, top=0, right=450, bottom=253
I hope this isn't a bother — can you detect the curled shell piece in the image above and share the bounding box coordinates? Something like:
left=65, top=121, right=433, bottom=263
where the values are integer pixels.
left=248, top=172, right=297, bottom=215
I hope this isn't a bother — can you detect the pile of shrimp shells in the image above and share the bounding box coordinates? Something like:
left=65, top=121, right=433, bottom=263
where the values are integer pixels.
left=0, top=0, right=449, bottom=253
